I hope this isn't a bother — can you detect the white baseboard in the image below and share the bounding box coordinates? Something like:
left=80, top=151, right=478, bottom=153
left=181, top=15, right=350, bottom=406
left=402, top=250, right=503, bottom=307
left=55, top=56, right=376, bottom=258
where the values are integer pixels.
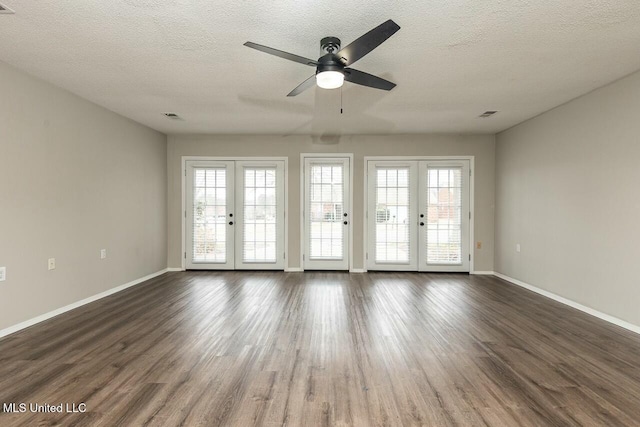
left=167, top=267, right=184, bottom=272
left=285, top=268, right=303, bottom=272
left=471, top=270, right=495, bottom=275
left=494, top=272, right=640, bottom=335
left=349, top=269, right=367, bottom=273
left=0, top=268, right=169, bottom=339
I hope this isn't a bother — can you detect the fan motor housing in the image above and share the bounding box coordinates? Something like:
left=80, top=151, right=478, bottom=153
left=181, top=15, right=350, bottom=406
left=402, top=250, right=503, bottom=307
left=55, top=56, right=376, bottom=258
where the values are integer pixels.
left=318, top=37, right=345, bottom=75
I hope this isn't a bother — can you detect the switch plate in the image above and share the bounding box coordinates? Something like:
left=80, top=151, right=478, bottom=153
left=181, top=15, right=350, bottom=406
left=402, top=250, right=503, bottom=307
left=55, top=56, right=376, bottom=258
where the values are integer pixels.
left=100, top=249, right=107, bottom=259
left=48, top=258, right=56, bottom=270
left=516, top=244, right=521, bottom=253
left=0, top=267, right=5, bottom=281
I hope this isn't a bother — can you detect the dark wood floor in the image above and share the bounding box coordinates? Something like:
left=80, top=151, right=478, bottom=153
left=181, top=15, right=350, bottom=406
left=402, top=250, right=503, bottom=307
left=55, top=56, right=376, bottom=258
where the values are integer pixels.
left=1, top=272, right=640, bottom=426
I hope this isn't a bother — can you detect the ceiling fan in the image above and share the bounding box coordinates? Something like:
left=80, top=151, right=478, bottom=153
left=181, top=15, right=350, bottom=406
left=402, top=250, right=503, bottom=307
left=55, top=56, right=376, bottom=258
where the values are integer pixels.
left=244, top=19, right=400, bottom=97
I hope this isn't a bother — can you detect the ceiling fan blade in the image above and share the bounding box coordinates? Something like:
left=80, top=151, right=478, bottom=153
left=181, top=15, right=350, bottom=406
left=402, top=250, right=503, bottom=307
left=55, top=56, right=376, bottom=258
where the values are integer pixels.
left=344, top=68, right=396, bottom=91
left=287, top=75, right=317, bottom=96
left=244, top=42, right=318, bottom=66
left=337, top=20, right=400, bottom=66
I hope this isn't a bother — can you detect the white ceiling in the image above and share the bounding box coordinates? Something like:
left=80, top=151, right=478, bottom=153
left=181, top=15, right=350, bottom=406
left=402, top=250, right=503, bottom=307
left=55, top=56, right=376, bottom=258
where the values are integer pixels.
left=1, top=1, right=640, bottom=135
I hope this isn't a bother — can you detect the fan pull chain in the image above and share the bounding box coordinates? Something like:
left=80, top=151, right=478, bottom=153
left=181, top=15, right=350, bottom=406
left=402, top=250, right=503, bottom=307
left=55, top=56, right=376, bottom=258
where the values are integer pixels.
left=340, top=86, right=343, bottom=114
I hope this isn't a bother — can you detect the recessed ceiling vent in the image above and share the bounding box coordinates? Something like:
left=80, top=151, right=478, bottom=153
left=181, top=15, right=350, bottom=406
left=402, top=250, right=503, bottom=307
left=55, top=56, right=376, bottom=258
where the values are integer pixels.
left=163, top=112, right=182, bottom=120
left=479, top=111, right=498, bottom=118
left=0, top=3, right=15, bottom=14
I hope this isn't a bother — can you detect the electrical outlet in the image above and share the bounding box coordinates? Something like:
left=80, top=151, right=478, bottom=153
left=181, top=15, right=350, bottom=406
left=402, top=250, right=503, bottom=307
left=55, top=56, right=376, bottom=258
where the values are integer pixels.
left=516, top=244, right=521, bottom=253
left=476, top=242, right=482, bottom=249
left=48, top=258, right=56, bottom=270
left=100, top=249, right=107, bottom=259
left=0, top=267, right=6, bottom=282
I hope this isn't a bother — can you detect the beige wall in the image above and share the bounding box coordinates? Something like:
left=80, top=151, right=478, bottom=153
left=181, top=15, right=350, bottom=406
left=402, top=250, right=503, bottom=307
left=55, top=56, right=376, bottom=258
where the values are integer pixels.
left=0, top=61, right=167, bottom=331
left=496, top=70, right=640, bottom=327
left=168, top=134, right=495, bottom=271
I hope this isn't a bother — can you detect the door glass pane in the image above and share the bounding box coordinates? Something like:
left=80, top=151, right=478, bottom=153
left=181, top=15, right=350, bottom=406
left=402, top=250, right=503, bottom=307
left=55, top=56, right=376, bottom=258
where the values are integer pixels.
left=243, top=167, right=277, bottom=263
left=193, top=168, right=226, bottom=262
left=375, top=168, right=410, bottom=263
left=426, top=167, right=462, bottom=264
left=309, top=165, right=343, bottom=259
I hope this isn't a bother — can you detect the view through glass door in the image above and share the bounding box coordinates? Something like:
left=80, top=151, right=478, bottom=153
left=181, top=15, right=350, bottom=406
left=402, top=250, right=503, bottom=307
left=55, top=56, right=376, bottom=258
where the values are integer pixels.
left=367, top=159, right=470, bottom=272
left=185, top=159, right=285, bottom=270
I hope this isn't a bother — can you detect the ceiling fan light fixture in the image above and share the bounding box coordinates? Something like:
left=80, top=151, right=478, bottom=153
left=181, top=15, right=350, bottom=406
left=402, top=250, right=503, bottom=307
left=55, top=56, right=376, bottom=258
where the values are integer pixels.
left=316, top=71, right=344, bottom=89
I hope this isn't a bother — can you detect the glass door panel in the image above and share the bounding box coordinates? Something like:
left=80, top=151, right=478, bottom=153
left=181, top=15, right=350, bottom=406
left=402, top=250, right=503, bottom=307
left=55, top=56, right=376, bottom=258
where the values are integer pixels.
left=186, top=161, right=235, bottom=269
left=235, top=161, right=285, bottom=270
left=185, top=159, right=285, bottom=270
left=304, top=158, right=350, bottom=270
left=367, top=161, right=418, bottom=270
left=419, top=161, right=470, bottom=272
left=366, top=159, right=470, bottom=272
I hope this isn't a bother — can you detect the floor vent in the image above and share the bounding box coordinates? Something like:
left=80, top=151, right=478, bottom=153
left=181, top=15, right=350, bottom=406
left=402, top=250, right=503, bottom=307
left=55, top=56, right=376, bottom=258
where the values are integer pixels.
left=479, top=111, right=498, bottom=118
left=0, top=3, right=15, bottom=14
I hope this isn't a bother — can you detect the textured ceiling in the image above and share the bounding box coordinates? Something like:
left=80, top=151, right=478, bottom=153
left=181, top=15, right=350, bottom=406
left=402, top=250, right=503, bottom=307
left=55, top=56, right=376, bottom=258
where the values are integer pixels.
left=1, top=1, right=640, bottom=135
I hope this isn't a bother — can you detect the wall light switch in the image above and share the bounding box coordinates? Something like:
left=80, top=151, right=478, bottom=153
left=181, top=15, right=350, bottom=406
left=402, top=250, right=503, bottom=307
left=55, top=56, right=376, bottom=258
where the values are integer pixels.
left=516, top=244, right=521, bottom=253
left=48, top=258, right=56, bottom=270
left=0, top=267, right=6, bottom=282
left=100, top=249, right=107, bottom=259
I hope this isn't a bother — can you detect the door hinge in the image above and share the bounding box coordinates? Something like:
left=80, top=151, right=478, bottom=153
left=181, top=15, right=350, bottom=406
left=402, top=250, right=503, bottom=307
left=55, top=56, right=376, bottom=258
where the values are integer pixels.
left=303, top=254, right=305, bottom=261
left=469, top=169, right=472, bottom=177
left=185, top=169, right=187, bottom=177
left=469, top=212, right=471, bottom=219
left=469, top=254, right=471, bottom=261
left=184, top=252, right=187, bottom=259
left=366, top=252, right=368, bottom=260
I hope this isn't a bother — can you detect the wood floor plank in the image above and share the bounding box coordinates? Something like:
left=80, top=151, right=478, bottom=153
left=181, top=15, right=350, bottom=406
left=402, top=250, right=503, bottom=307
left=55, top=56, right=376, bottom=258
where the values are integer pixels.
left=1, top=271, right=640, bottom=426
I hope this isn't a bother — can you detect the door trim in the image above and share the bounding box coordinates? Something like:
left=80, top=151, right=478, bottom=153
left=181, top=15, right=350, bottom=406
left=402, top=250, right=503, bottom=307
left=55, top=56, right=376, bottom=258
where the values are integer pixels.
left=300, top=153, right=354, bottom=272
left=363, top=156, right=475, bottom=273
left=181, top=156, right=289, bottom=271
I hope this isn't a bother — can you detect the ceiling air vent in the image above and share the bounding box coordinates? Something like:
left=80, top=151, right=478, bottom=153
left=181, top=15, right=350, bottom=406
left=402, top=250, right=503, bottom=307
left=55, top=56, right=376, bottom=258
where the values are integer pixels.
left=0, top=3, right=15, bottom=14
left=163, top=113, right=182, bottom=120
left=479, top=111, right=498, bottom=118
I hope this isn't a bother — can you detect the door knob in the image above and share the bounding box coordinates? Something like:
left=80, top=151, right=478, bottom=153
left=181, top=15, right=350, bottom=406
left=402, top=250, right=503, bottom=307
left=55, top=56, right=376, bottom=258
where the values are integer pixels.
left=420, top=222, right=424, bottom=226
left=343, top=221, right=348, bottom=225
left=229, top=221, right=234, bottom=225
left=343, top=213, right=348, bottom=217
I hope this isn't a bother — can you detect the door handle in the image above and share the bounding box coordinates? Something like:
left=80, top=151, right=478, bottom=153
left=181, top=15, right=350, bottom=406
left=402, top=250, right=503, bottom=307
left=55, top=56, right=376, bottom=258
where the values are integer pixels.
left=420, top=222, right=424, bottom=226
left=229, top=221, right=234, bottom=225
left=343, top=221, right=348, bottom=225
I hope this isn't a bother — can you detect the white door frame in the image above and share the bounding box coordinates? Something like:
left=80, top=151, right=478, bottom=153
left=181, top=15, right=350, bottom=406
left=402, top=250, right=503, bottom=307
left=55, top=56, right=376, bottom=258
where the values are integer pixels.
left=363, top=156, right=475, bottom=273
left=181, top=156, right=289, bottom=271
left=300, top=153, right=354, bottom=271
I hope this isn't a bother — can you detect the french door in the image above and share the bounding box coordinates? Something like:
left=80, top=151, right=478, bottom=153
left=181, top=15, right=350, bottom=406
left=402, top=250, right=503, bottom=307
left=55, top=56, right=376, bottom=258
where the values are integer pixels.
left=303, top=157, right=351, bottom=270
left=367, top=159, right=470, bottom=272
left=185, top=159, right=286, bottom=270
